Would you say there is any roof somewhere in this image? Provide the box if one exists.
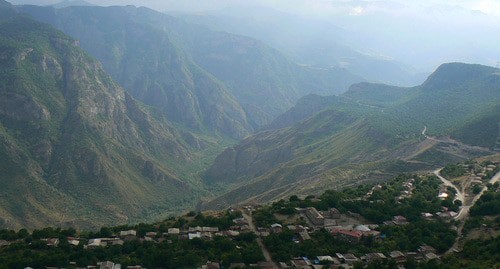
[333,229,363,238]
[389,250,405,258]
[317,256,334,261]
[354,225,371,232]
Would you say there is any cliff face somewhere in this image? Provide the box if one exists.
[0,16,209,229]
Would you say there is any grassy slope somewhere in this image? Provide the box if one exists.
[0,16,230,230]
[204,63,499,209]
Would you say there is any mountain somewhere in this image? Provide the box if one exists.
[0,14,224,230]
[18,5,363,128]
[0,0,16,20]
[203,63,499,209]
[51,0,93,8]
[176,7,426,87]
[17,5,252,139]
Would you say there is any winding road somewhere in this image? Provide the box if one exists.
[242,212,279,268]
[433,169,465,209]
[438,169,500,254]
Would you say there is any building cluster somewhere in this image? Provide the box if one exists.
[273,244,438,269]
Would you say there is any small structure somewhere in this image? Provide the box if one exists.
[168,228,180,235]
[424,252,439,261]
[305,207,325,226]
[257,261,275,269]
[98,261,121,269]
[329,208,341,219]
[229,263,246,269]
[438,192,449,200]
[188,232,201,240]
[291,257,311,268]
[200,262,220,269]
[389,250,406,264]
[45,238,59,247]
[298,231,311,241]
[364,253,386,263]
[393,215,409,225]
[336,253,359,265]
[331,229,362,243]
[418,245,437,255]
[271,223,283,233]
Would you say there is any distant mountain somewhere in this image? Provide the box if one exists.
[18,5,363,129]
[0,14,222,229]
[176,7,426,87]
[203,63,499,209]
[51,0,93,8]
[0,0,16,19]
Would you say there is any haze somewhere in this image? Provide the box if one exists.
[10,0,500,77]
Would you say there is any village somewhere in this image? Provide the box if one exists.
[0,160,497,269]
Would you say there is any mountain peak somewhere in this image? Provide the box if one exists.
[0,0,16,19]
[422,62,498,90]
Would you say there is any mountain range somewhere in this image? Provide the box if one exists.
[18,4,363,129]
[0,0,498,229]
[176,6,427,87]
[203,63,499,209]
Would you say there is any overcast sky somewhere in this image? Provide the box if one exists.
[9,0,500,17]
[10,0,500,69]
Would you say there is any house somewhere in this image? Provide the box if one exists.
[336,253,359,265]
[317,256,334,262]
[305,207,325,226]
[388,251,406,264]
[119,230,137,237]
[393,216,409,225]
[329,208,341,219]
[45,238,59,247]
[418,245,437,255]
[202,227,219,233]
[257,261,275,269]
[354,225,370,232]
[0,240,9,248]
[291,257,312,268]
[331,229,362,243]
[271,223,283,233]
[87,239,106,248]
[405,252,423,261]
[168,228,180,235]
[200,262,220,269]
[298,231,311,241]
[438,192,449,200]
[98,261,121,269]
[224,230,240,237]
[189,226,203,233]
[424,252,439,261]
[233,218,248,225]
[145,232,157,237]
[229,263,246,269]
[68,239,80,246]
[189,232,201,240]
[421,212,433,219]
[364,253,386,263]
[119,230,137,241]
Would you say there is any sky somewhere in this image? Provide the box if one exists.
[9,0,500,69]
[9,0,500,17]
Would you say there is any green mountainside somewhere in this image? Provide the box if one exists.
[0,13,226,230]
[17,5,252,139]
[18,5,363,128]
[204,63,499,209]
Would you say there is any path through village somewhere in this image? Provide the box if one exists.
[242,212,280,268]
